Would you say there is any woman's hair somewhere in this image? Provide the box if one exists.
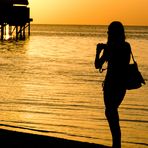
[107,21,125,43]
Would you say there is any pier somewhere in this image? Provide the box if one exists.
[0,0,33,40]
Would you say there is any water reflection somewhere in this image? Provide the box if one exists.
[0,33,148,147]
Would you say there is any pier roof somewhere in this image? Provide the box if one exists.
[12,0,29,5]
[0,0,29,5]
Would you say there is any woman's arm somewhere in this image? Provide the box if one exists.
[94,43,107,70]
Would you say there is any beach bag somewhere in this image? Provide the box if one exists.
[126,51,145,90]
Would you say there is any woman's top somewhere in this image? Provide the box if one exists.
[102,42,131,89]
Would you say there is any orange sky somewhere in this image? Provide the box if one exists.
[29,0,148,26]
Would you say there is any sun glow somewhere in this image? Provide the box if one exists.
[29,0,148,26]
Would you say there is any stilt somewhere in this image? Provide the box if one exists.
[23,25,26,39]
[9,26,12,36]
[4,24,6,36]
[20,26,23,39]
[1,24,4,40]
[28,22,30,36]
[16,26,18,41]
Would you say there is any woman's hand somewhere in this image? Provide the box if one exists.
[96,43,107,54]
[95,43,107,70]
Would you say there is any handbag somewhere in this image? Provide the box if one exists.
[126,50,145,90]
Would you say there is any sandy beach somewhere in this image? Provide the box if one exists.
[0,129,110,148]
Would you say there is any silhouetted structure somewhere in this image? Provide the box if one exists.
[0,0,33,40]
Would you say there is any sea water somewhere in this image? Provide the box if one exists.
[0,24,148,147]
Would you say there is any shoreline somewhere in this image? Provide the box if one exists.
[0,129,110,148]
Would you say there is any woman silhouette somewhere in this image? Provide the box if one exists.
[95,21,131,148]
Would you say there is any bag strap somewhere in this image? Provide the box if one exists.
[130,49,136,63]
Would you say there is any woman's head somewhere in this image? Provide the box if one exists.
[107,21,125,43]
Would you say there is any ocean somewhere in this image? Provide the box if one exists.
[0,24,148,147]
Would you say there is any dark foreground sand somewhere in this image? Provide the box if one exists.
[0,129,111,148]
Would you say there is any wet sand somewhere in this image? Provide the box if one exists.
[0,129,110,148]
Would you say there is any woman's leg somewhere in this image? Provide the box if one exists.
[105,108,121,148]
[104,88,126,148]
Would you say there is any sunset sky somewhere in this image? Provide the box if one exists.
[29,0,148,26]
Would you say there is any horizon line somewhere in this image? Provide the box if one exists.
[30,23,148,27]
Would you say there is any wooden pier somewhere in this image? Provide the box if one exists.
[0,0,33,40]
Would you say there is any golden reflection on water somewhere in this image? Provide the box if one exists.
[0,34,148,147]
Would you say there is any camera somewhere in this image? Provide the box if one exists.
[96,43,107,52]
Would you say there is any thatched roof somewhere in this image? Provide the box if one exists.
[0,0,29,5]
[12,0,29,5]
